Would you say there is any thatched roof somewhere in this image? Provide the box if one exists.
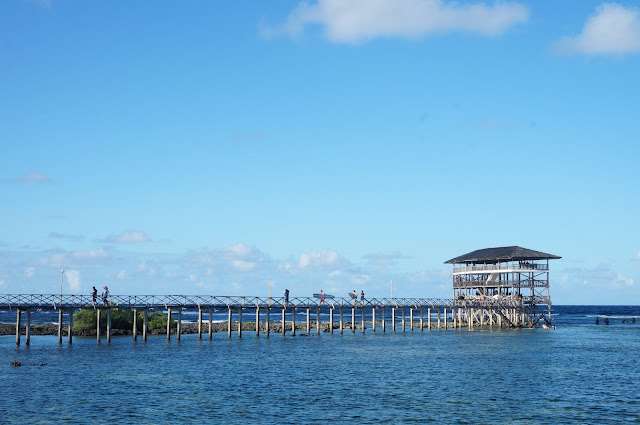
[444,246,561,264]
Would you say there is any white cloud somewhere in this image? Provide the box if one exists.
[65,269,81,291]
[0,280,6,290]
[363,251,406,266]
[231,260,257,272]
[104,231,151,244]
[0,172,52,184]
[24,267,36,278]
[554,3,640,55]
[299,249,349,270]
[263,0,529,43]
[72,248,109,260]
[615,273,634,287]
[116,270,129,280]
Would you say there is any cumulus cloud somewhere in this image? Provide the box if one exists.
[263,0,529,43]
[65,269,81,291]
[49,232,84,241]
[299,249,350,270]
[0,172,52,184]
[72,248,109,260]
[191,243,267,273]
[363,251,406,266]
[554,3,640,55]
[24,267,36,278]
[104,231,151,244]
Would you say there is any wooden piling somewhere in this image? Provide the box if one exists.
[177,309,182,340]
[444,308,447,330]
[361,308,365,334]
[256,308,260,337]
[208,308,213,340]
[227,308,232,338]
[291,308,295,336]
[437,309,441,330]
[167,308,172,341]
[382,308,386,332]
[107,308,111,343]
[420,309,423,332]
[329,308,333,334]
[133,309,137,342]
[410,309,414,331]
[25,310,31,346]
[340,308,343,334]
[265,308,270,338]
[198,309,203,340]
[306,309,310,333]
[97,308,101,343]
[281,309,286,335]
[351,308,355,333]
[401,309,405,333]
[317,308,320,336]
[237,308,242,339]
[58,309,63,345]
[372,308,376,332]
[68,309,73,344]
[143,309,148,342]
[392,308,396,332]
[15,309,21,345]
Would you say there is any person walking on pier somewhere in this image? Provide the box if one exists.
[319,290,325,306]
[284,289,289,307]
[102,286,110,306]
[92,286,98,307]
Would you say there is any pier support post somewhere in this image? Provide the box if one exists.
[58,309,63,344]
[480,308,484,327]
[306,309,310,334]
[410,309,414,331]
[372,308,376,332]
[444,308,447,330]
[237,308,242,339]
[317,308,320,336]
[291,308,295,336]
[420,309,423,332]
[437,309,441,330]
[15,309,21,345]
[133,309,137,342]
[282,309,286,336]
[208,308,213,340]
[265,308,270,338]
[198,309,203,340]
[392,308,396,332]
[68,309,73,344]
[351,308,355,333]
[361,308,365,334]
[329,308,334,334]
[401,309,405,333]
[382,308,386,332]
[96,309,101,343]
[177,309,182,340]
[227,309,232,339]
[107,308,111,343]
[167,308,172,341]
[428,308,431,330]
[340,309,343,334]
[256,309,260,337]
[25,310,31,346]
[143,309,148,342]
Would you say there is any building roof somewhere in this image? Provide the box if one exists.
[444,246,561,264]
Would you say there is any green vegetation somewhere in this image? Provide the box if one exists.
[73,309,174,332]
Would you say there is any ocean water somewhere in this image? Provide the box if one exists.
[1,305,638,424]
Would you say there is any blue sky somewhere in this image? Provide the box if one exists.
[1,0,639,304]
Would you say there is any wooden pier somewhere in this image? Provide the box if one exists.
[1,294,532,345]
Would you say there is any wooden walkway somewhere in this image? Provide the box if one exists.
[2,293,532,346]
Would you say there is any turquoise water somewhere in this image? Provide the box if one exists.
[1,306,638,424]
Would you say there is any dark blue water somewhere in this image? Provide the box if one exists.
[1,306,638,424]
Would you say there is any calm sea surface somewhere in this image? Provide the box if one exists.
[1,305,638,424]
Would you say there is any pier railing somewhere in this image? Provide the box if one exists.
[452,263,549,273]
[0,294,467,310]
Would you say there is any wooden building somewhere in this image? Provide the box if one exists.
[445,246,561,326]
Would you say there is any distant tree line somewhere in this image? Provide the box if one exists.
[73,309,174,332]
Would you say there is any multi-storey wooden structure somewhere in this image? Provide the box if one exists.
[445,246,561,326]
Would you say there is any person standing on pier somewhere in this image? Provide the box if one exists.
[360,290,365,306]
[284,289,289,307]
[92,286,98,307]
[319,290,325,306]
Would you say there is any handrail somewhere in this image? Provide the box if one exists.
[452,263,549,273]
[0,294,456,310]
